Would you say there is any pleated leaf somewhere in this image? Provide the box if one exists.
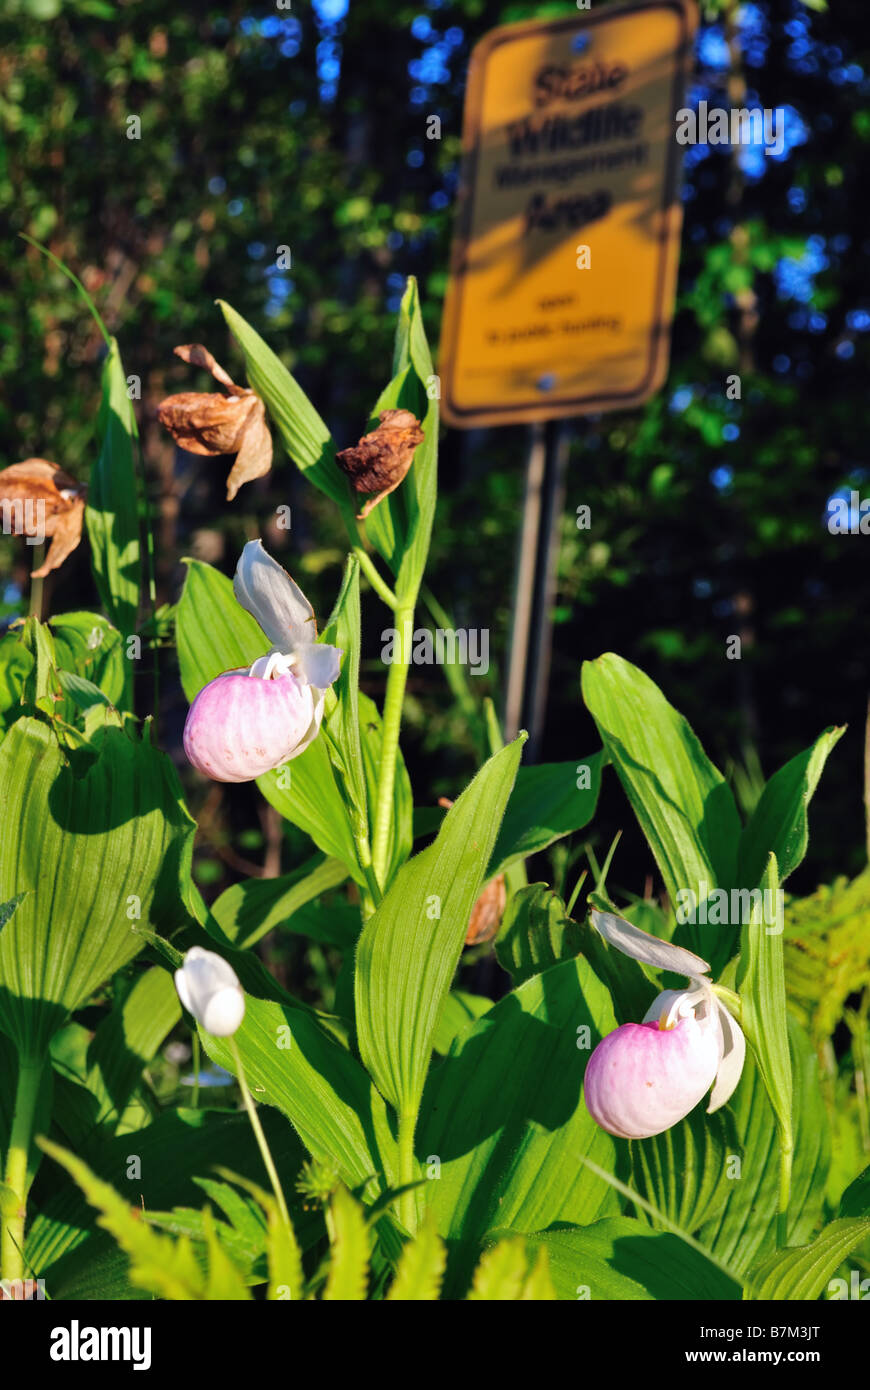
[85,338,142,642]
[200,990,391,1198]
[218,299,351,511]
[743,1218,870,1300]
[0,717,194,1058]
[736,854,793,1149]
[698,1015,829,1274]
[418,956,622,1293]
[582,653,742,968]
[355,737,524,1117]
[737,726,845,890]
[488,754,603,877]
[525,1218,741,1301]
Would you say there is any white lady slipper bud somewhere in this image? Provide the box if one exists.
[174,946,245,1036]
[183,540,342,782]
[583,909,745,1140]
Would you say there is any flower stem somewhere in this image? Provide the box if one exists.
[372,603,414,887]
[1,1055,43,1283]
[353,546,398,611]
[229,1039,291,1233]
[397,1111,418,1235]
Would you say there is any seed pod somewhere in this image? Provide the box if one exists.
[157,344,272,500]
[336,408,424,518]
[465,874,507,946]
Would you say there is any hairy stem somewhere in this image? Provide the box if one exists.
[397,1111,418,1235]
[1,1055,43,1283]
[230,1039,291,1233]
[371,602,414,887]
[353,546,397,611]
[776,1131,794,1248]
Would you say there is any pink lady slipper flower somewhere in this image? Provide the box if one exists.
[183,539,342,782]
[584,909,745,1140]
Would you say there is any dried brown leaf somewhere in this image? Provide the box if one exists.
[336,408,424,518]
[172,343,239,392]
[465,874,507,947]
[225,400,273,501]
[0,458,87,576]
[157,344,273,499]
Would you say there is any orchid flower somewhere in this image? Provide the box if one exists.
[583,908,745,1140]
[175,947,245,1037]
[183,540,342,782]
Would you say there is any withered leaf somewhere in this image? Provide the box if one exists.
[465,874,507,947]
[336,408,424,519]
[157,343,273,500]
[0,458,87,577]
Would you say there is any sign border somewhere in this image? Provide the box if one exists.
[439,0,698,427]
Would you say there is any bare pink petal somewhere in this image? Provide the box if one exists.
[183,669,315,782]
[584,1014,723,1140]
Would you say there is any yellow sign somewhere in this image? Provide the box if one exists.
[439,1,697,428]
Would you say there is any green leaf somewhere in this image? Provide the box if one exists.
[582,653,742,967]
[431,990,492,1055]
[267,1203,304,1300]
[50,611,126,707]
[86,966,181,1131]
[699,1015,829,1274]
[744,1218,870,1300]
[418,956,622,1291]
[495,882,585,986]
[838,1166,870,1218]
[466,1237,557,1300]
[362,278,438,595]
[736,854,793,1148]
[320,555,370,846]
[0,717,195,1057]
[525,1218,741,1300]
[630,1105,740,1237]
[211,856,351,950]
[85,338,141,643]
[39,1139,251,1300]
[737,727,845,889]
[26,1107,309,1295]
[218,299,352,512]
[56,669,112,711]
[200,991,390,1198]
[322,1184,370,1300]
[355,737,524,1117]
[386,1217,446,1300]
[175,558,362,880]
[488,755,603,878]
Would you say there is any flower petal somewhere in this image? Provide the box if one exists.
[707,1001,746,1113]
[294,642,342,690]
[173,343,240,392]
[233,539,319,651]
[584,1013,722,1139]
[590,907,711,978]
[225,400,273,501]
